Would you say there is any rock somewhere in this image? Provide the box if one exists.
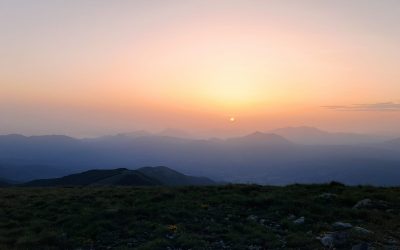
[320,235,334,247]
[352,243,369,250]
[353,198,389,209]
[353,226,372,234]
[214,240,228,249]
[293,216,305,224]
[332,221,353,230]
[332,231,349,246]
[165,233,175,239]
[248,245,262,250]
[320,232,349,247]
[247,215,258,221]
[383,237,398,245]
[353,199,372,209]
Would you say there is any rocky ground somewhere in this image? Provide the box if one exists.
[0,183,399,249]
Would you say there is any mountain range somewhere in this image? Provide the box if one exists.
[269,126,389,145]
[0,127,399,186]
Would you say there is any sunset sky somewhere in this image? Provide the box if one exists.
[1,0,400,137]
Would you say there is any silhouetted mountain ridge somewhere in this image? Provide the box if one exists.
[384,138,400,146]
[1,131,400,185]
[137,166,215,186]
[270,126,388,145]
[23,167,215,187]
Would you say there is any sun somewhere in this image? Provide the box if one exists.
[229,117,236,122]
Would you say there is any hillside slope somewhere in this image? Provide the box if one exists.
[23,167,215,187]
[137,166,215,186]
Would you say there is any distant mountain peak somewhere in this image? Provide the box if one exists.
[272,126,327,135]
[3,133,26,137]
[270,126,387,145]
[384,137,400,146]
[247,131,266,136]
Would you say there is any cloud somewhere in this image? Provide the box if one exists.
[323,102,400,112]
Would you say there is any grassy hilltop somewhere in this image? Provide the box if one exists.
[0,184,399,249]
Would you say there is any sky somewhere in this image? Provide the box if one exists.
[1,0,400,137]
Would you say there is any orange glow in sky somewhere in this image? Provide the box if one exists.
[1,1,400,137]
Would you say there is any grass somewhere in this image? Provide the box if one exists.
[0,184,399,249]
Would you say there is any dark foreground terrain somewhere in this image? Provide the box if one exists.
[0,184,399,249]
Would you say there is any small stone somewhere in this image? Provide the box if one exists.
[333,221,353,230]
[248,245,262,250]
[293,216,305,224]
[247,215,258,221]
[165,234,175,239]
[354,226,372,234]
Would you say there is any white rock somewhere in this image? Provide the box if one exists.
[353,199,372,209]
[293,216,305,224]
[320,234,334,247]
[247,215,258,221]
[332,221,353,230]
